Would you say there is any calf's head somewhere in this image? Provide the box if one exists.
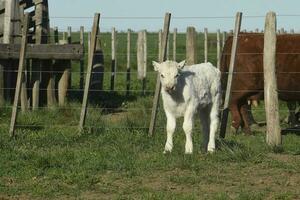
[152,60,186,93]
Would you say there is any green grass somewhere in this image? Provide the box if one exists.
[0,31,300,199]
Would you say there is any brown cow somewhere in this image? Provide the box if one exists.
[221,33,300,134]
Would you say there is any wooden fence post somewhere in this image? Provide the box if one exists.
[80,26,84,90]
[32,0,48,110]
[88,32,91,58]
[9,13,29,137]
[111,27,116,91]
[67,26,72,43]
[217,29,221,69]
[220,12,242,138]
[149,13,171,136]
[79,13,100,131]
[54,27,59,44]
[158,29,162,61]
[3,0,22,102]
[264,12,281,146]
[204,28,208,63]
[173,28,177,61]
[57,40,71,106]
[126,29,131,96]
[222,31,227,49]
[137,30,147,95]
[143,30,147,95]
[167,34,170,60]
[67,27,72,89]
[20,73,28,112]
[186,26,197,65]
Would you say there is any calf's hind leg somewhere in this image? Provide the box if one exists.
[208,97,220,152]
[199,106,210,152]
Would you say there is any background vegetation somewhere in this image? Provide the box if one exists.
[0,31,299,199]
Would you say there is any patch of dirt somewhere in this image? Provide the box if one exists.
[103,112,128,123]
[267,153,300,163]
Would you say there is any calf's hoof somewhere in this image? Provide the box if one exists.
[164,143,173,154]
[185,145,193,154]
[207,147,215,153]
[163,150,172,154]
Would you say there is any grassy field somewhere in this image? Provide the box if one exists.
[0,31,300,199]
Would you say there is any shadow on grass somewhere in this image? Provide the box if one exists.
[69,90,140,114]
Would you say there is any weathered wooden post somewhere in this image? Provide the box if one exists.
[143,30,147,95]
[137,30,147,95]
[220,12,242,138]
[158,29,162,61]
[186,26,197,65]
[204,28,208,63]
[111,27,116,91]
[47,62,56,108]
[126,29,131,96]
[67,26,72,88]
[149,13,171,136]
[79,13,100,131]
[264,12,281,146]
[222,31,227,48]
[32,0,50,110]
[3,0,22,103]
[80,26,85,90]
[88,32,91,57]
[173,28,177,61]
[57,40,71,106]
[167,34,170,60]
[9,13,29,137]
[217,29,221,69]
[54,27,59,44]
[21,74,28,112]
[67,26,72,44]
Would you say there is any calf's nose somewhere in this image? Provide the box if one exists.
[166,86,175,92]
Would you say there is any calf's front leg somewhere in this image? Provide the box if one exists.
[164,111,176,153]
[183,106,194,154]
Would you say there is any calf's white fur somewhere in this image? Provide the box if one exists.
[153,60,221,153]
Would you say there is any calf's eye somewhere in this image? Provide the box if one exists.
[161,74,165,78]
[175,74,179,78]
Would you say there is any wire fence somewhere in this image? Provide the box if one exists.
[0,14,300,134]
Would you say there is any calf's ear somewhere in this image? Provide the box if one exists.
[177,60,186,69]
[152,61,160,71]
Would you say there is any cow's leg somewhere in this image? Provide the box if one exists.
[164,111,176,154]
[207,95,220,152]
[287,101,297,127]
[230,103,243,134]
[183,105,194,154]
[199,106,210,152]
[247,104,258,125]
[240,103,253,135]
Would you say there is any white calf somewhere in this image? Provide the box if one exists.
[153,60,221,153]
